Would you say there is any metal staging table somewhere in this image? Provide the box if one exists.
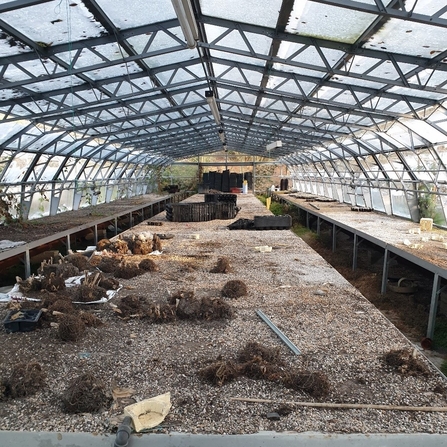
[274,194,447,340]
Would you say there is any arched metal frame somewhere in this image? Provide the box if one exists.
[1,0,447,222]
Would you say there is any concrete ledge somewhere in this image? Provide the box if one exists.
[1,431,447,447]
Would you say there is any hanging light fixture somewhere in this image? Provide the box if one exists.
[218,128,226,143]
[171,0,198,49]
[205,90,220,125]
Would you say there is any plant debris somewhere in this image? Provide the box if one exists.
[3,362,46,398]
[146,302,177,323]
[152,234,162,252]
[199,341,329,398]
[222,279,247,298]
[96,256,121,273]
[114,264,144,279]
[237,341,283,364]
[61,372,111,413]
[198,360,240,386]
[79,311,103,327]
[108,239,129,255]
[38,258,80,279]
[64,253,90,271]
[210,257,233,273]
[282,371,331,398]
[173,291,234,321]
[96,239,111,251]
[383,348,430,376]
[118,295,148,317]
[139,258,159,272]
[48,298,74,314]
[41,272,66,292]
[57,314,85,342]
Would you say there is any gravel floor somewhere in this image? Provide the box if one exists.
[0,194,447,435]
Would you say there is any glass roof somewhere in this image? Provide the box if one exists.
[0,0,446,172]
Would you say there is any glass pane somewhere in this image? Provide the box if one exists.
[287,1,377,44]
[200,0,283,28]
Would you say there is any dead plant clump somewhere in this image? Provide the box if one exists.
[64,253,90,271]
[57,314,86,342]
[96,238,111,251]
[16,275,41,294]
[200,297,234,320]
[88,254,102,267]
[168,290,234,321]
[39,291,70,309]
[146,302,177,323]
[282,371,331,398]
[198,360,241,386]
[139,258,159,272]
[41,272,67,292]
[210,257,233,274]
[108,239,129,255]
[38,260,80,279]
[168,290,195,305]
[3,362,46,398]
[383,348,430,376]
[198,342,330,398]
[237,341,283,365]
[79,311,104,327]
[96,256,121,273]
[222,279,248,298]
[175,293,201,319]
[239,358,282,381]
[98,276,120,290]
[114,264,144,279]
[152,234,162,252]
[132,239,152,255]
[70,284,108,303]
[62,372,111,414]
[117,295,148,317]
[47,298,74,315]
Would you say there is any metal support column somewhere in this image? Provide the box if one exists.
[381,248,390,294]
[306,211,310,229]
[427,273,442,339]
[66,235,71,253]
[114,217,118,236]
[24,250,31,278]
[317,216,321,236]
[353,233,358,271]
[94,224,98,245]
[332,223,337,252]
[129,212,133,228]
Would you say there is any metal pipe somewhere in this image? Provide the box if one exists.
[114,416,133,447]
[256,310,301,355]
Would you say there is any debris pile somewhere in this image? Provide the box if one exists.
[62,372,111,413]
[199,341,330,398]
[210,257,233,274]
[383,348,430,376]
[1,361,46,399]
[116,290,234,322]
[222,279,247,298]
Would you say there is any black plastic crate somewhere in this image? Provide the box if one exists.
[165,202,238,222]
[253,215,292,230]
[3,309,42,333]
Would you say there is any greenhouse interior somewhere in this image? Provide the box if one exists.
[2,0,447,446]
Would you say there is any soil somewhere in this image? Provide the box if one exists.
[0,193,164,243]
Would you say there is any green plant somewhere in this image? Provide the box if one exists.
[0,190,23,224]
[417,184,437,219]
[37,190,49,214]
